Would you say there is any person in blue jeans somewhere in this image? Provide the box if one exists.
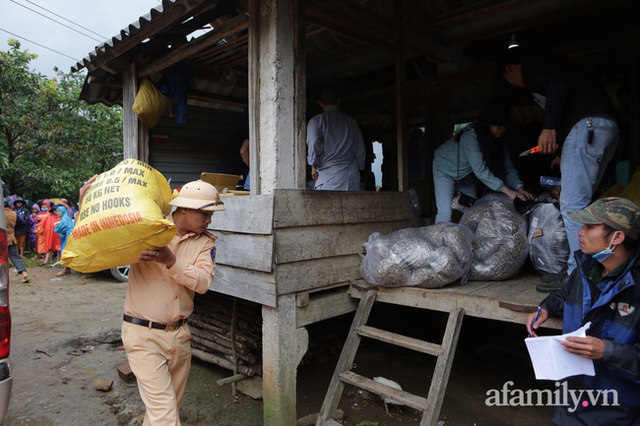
[432,97,533,223]
[501,47,619,292]
[4,198,30,283]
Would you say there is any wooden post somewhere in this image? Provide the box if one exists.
[122,63,139,160]
[395,0,408,192]
[262,294,298,426]
[251,0,300,195]
[294,0,307,189]
[138,122,149,163]
[248,0,261,194]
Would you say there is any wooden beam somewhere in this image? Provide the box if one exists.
[84,0,214,73]
[139,13,249,77]
[306,0,451,62]
[432,0,620,44]
[306,2,395,54]
[188,90,248,108]
[194,33,248,63]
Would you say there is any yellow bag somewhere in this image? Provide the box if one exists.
[131,78,172,128]
[62,159,176,272]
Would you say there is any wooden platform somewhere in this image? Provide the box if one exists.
[349,273,563,330]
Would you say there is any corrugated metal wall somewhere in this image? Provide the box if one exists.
[149,105,248,189]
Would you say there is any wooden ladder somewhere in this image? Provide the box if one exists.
[315,290,464,426]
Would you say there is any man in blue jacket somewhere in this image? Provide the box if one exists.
[527,197,640,424]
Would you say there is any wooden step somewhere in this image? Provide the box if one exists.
[339,371,429,412]
[356,325,444,356]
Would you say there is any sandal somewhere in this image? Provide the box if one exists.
[22,274,30,283]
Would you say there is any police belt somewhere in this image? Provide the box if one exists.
[123,314,188,332]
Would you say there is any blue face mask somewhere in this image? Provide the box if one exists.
[592,232,619,263]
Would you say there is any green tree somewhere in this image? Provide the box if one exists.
[0,39,123,203]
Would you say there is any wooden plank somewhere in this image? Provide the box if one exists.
[339,371,429,412]
[296,287,358,327]
[274,220,411,264]
[210,231,273,272]
[210,194,273,234]
[357,325,444,356]
[350,281,563,329]
[276,255,362,295]
[210,264,276,307]
[273,189,413,227]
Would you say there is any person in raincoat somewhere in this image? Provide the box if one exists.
[36,200,61,265]
[53,205,74,276]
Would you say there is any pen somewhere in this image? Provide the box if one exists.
[529,306,542,338]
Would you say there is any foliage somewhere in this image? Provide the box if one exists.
[0,39,123,204]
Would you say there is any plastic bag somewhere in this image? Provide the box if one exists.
[360,223,474,289]
[132,78,172,128]
[528,203,570,275]
[461,195,529,281]
[61,159,176,272]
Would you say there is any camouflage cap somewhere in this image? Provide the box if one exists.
[568,197,640,240]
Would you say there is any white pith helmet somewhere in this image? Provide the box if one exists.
[169,180,226,212]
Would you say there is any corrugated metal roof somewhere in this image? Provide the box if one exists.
[71,0,176,73]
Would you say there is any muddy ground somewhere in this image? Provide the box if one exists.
[4,262,554,425]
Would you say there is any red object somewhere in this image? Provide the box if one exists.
[0,228,11,359]
[519,144,559,157]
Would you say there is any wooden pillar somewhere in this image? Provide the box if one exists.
[248,0,261,194]
[138,122,149,163]
[262,294,298,426]
[293,0,307,189]
[249,0,302,195]
[122,64,139,160]
[395,0,408,192]
[122,63,148,162]
[424,84,435,218]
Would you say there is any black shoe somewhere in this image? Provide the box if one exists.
[540,273,561,283]
[536,275,569,293]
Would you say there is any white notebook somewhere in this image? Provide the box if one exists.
[525,322,596,380]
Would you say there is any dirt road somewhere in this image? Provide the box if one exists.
[4,265,262,425]
[4,264,554,425]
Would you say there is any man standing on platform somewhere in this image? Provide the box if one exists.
[500,46,619,292]
[307,88,366,191]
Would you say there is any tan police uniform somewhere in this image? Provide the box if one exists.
[121,213,217,426]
